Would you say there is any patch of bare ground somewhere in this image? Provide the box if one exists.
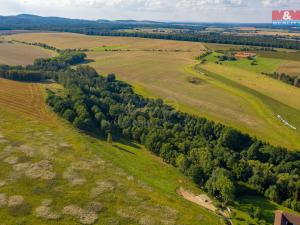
[0,132,8,143]
[8,195,24,208]
[178,187,232,224]
[62,204,99,225]
[62,159,104,187]
[178,187,217,212]
[3,156,19,164]
[63,167,87,187]
[0,180,7,187]
[0,193,8,207]
[18,144,36,157]
[13,160,56,180]
[90,181,115,198]
[0,145,13,160]
[117,203,177,225]
[35,206,61,220]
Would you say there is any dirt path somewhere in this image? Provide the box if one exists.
[178,187,217,212]
[178,187,232,225]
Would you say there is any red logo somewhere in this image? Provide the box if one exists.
[272,10,300,21]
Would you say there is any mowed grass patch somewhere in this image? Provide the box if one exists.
[0,79,224,225]
[205,52,285,74]
[224,56,285,74]
[196,64,300,149]
[201,63,300,113]
[0,42,51,66]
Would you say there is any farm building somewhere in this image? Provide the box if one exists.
[274,210,300,225]
[235,52,256,58]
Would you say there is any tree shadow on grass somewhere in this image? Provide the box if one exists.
[112,144,136,155]
[235,195,277,224]
[118,138,141,150]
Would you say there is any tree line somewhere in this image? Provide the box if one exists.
[0,50,299,212]
[0,51,86,81]
[261,72,300,88]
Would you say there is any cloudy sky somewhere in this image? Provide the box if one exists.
[0,0,299,23]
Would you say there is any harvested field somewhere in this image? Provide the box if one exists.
[0,78,56,121]
[278,61,300,77]
[0,42,51,65]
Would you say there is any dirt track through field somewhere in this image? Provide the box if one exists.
[0,78,54,121]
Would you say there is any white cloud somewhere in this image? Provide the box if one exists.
[0,0,298,22]
[19,0,247,11]
[261,0,300,7]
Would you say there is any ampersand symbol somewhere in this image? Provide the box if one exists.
[283,11,292,20]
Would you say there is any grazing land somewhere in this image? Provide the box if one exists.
[0,78,225,225]
[6,32,300,149]
[0,41,52,65]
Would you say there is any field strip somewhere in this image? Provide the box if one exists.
[0,78,55,122]
[186,63,300,148]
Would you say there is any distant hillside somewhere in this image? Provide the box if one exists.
[1,14,299,50]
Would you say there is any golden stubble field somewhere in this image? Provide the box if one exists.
[0,42,52,65]
[0,78,56,122]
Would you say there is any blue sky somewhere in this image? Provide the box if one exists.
[0,0,299,23]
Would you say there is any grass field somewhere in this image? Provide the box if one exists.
[0,42,52,65]
[205,52,285,73]
[6,32,300,150]
[0,78,226,225]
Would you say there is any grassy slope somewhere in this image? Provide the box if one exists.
[194,64,300,149]
[0,79,223,225]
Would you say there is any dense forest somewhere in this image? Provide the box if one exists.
[0,51,299,213]
[1,14,300,50]
[93,31,300,50]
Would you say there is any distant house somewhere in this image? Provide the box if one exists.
[274,210,300,225]
[235,52,256,58]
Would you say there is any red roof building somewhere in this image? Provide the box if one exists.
[235,52,256,58]
[274,210,300,225]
